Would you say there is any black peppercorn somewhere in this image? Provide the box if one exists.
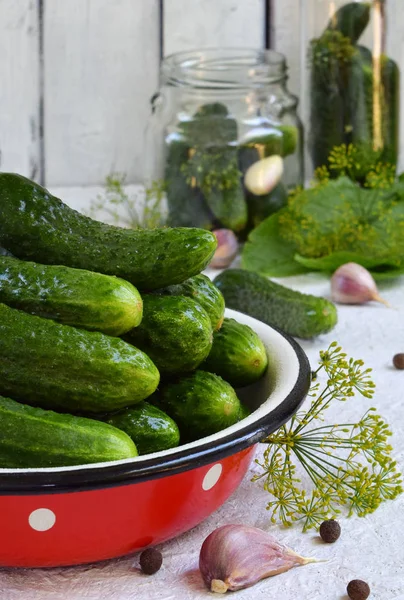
[393,353,404,370]
[347,579,370,600]
[139,548,163,575]
[319,519,341,543]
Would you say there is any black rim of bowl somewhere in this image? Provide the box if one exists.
[0,330,311,495]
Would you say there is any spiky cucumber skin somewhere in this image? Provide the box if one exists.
[150,371,242,443]
[103,402,180,455]
[0,395,138,468]
[0,173,217,291]
[214,269,337,339]
[0,255,142,336]
[202,317,268,387]
[124,295,213,376]
[156,273,225,331]
[0,303,160,414]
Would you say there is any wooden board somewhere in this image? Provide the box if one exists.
[43,0,160,186]
[164,0,265,55]
[0,0,40,180]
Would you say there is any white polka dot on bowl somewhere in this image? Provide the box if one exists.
[202,463,222,491]
[28,508,56,532]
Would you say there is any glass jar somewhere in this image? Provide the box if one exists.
[144,48,303,236]
[300,0,399,181]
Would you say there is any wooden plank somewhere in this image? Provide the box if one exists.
[44,0,159,187]
[164,0,265,55]
[0,0,40,179]
[272,0,301,96]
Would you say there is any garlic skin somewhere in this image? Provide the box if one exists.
[199,524,315,593]
[244,156,284,196]
[209,229,239,269]
[331,262,388,306]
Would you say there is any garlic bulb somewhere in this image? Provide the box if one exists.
[244,156,284,196]
[199,524,316,593]
[209,229,239,269]
[331,263,388,306]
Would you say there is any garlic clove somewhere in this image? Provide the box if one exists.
[199,524,316,593]
[209,229,239,269]
[331,262,389,306]
[244,156,284,196]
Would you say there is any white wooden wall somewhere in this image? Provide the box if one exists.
[0,0,403,189]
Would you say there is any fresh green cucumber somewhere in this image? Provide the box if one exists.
[157,274,225,331]
[0,255,142,336]
[214,269,337,339]
[0,303,160,413]
[202,317,268,387]
[0,173,217,290]
[150,371,241,443]
[124,295,212,376]
[0,395,138,468]
[326,1,371,43]
[103,402,180,455]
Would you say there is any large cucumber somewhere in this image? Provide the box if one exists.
[103,402,180,455]
[124,295,213,376]
[0,303,160,413]
[0,395,138,468]
[156,273,225,331]
[202,317,268,387]
[0,173,217,290]
[0,255,142,336]
[214,269,337,339]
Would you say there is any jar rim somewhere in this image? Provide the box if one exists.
[161,47,287,89]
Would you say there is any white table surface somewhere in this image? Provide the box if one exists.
[1,266,404,600]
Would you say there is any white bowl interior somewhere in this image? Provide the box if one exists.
[0,308,302,474]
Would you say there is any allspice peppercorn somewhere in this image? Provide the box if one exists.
[393,353,404,370]
[347,579,370,600]
[319,519,341,543]
[139,548,163,575]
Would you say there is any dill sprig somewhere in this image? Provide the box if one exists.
[88,173,166,229]
[253,342,403,531]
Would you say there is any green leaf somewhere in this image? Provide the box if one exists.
[241,213,311,277]
[294,251,398,272]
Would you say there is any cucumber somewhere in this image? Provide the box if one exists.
[0,303,160,413]
[156,274,225,331]
[213,269,337,339]
[150,371,241,443]
[202,318,268,387]
[0,255,142,336]
[124,295,213,376]
[165,138,216,230]
[0,395,138,468]
[0,173,217,291]
[103,402,180,455]
[326,2,371,43]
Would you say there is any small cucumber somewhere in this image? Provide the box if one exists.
[214,269,337,339]
[0,395,138,468]
[0,255,142,336]
[326,2,371,43]
[124,295,212,376]
[0,173,217,290]
[202,317,268,387]
[0,303,160,414]
[103,402,180,455]
[156,273,225,331]
[151,371,241,443]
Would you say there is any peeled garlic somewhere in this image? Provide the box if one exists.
[331,262,388,306]
[199,524,316,593]
[244,155,284,196]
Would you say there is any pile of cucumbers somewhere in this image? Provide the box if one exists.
[0,173,268,468]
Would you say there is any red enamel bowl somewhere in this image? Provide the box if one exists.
[0,309,310,568]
